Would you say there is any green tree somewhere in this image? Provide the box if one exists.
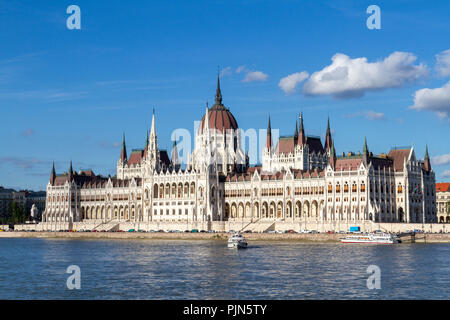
[9,201,26,224]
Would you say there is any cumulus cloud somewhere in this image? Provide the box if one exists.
[242,71,269,83]
[436,49,450,77]
[343,110,385,121]
[432,154,450,166]
[302,52,428,98]
[279,71,309,94]
[410,81,450,118]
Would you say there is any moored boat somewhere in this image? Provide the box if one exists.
[228,233,248,249]
[340,232,400,244]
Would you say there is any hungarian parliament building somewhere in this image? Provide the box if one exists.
[41,77,437,230]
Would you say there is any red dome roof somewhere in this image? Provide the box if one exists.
[199,104,238,134]
[199,75,238,134]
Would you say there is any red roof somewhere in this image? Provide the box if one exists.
[335,158,363,171]
[436,183,450,192]
[128,150,144,165]
[387,148,410,172]
[199,105,238,134]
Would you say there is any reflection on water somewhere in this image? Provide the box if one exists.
[0,238,449,299]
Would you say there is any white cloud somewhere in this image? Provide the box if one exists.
[410,81,450,118]
[441,170,450,178]
[432,154,450,166]
[302,52,428,98]
[436,49,450,77]
[220,67,232,77]
[236,65,247,74]
[279,71,309,94]
[242,71,268,83]
[343,110,385,121]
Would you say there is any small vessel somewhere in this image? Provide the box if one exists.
[340,232,400,244]
[228,233,248,249]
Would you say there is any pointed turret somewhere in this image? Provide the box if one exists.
[150,109,156,137]
[325,116,332,151]
[294,118,298,141]
[50,162,56,185]
[266,115,272,151]
[363,136,369,155]
[297,113,306,146]
[144,126,149,158]
[120,133,127,163]
[215,73,222,106]
[68,160,73,181]
[423,145,431,172]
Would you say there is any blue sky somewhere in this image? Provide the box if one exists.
[1,0,450,190]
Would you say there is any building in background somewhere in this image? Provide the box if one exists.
[436,183,450,223]
[0,187,46,222]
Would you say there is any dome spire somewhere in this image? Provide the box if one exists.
[215,72,223,106]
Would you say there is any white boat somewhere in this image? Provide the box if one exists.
[340,232,400,244]
[227,233,248,249]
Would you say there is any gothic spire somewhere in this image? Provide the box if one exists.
[266,115,272,150]
[363,136,368,155]
[297,113,306,145]
[69,160,73,180]
[294,117,298,140]
[325,116,332,151]
[50,161,56,185]
[215,73,223,106]
[150,109,156,136]
[424,144,431,171]
[120,132,127,163]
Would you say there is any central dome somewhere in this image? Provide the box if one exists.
[199,76,238,134]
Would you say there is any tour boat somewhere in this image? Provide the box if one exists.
[227,233,248,249]
[340,232,400,244]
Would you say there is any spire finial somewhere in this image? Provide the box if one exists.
[363,136,368,155]
[215,73,222,105]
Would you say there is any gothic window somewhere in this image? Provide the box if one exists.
[360,183,366,192]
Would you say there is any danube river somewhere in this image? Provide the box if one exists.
[0,238,449,299]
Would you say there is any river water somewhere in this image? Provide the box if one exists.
[0,238,449,299]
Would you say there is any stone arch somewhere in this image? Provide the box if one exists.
[178,182,183,198]
[231,203,237,218]
[286,201,292,219]
[153,184,158,198]
[277,201,283,219]
[184,182,189,198]
[295,201,301,218]
[262,202,268,218]
[159,184,164,198]
[311,200,318,218]
[114,206,118,219]
[245,202,251,218]
[125,205,129,220]
[303,200,310,218]
[101,206,105,219]
[238,202,244,218]
[190,182,195,198]
[119,205,124,219]
[253,202,259,218]
[269,201,276,219]
[171,183,177,198]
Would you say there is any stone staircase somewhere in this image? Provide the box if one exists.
[92,220,120,232]
[241,220,276,233]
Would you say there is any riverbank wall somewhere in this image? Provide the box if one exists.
[1,231,450,243]
[11,220,450,234]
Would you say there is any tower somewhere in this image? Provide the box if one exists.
[297,113,306,146]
